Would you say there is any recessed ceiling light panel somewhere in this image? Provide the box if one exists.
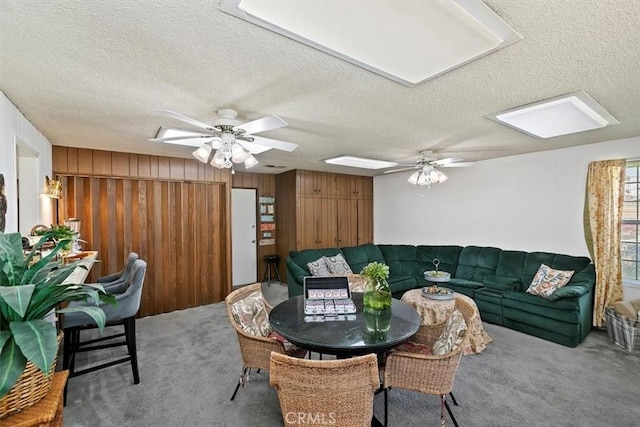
[325,156,397,170]
[487,91,620,138]
[219,0,521,87]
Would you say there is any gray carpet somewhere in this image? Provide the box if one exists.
[63,283,640,427]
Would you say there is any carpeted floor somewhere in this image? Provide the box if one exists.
[63,282,640,427]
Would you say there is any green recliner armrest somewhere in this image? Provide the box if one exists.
[286,257,309,288]
[546,264,595,301]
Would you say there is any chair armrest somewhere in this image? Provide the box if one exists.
[546,264,595,301]
[97,271,123,283]
[286,258,309,287]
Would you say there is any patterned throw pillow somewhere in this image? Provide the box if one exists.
[230,291,272,337]
[432,310,467,355]
[324,253,353,275]
[526,264,574,298]
[307,257,330,276]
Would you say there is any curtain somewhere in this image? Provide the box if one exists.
[586,159,625,328]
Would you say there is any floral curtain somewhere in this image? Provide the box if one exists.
[585,159,625,327]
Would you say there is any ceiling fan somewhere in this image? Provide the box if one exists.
[149,108,298,171]
[383,150,474,187]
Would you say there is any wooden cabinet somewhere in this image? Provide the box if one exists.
[276,170,373,280]
[335,174,373,199]
[298,197,337,248]
[298,170,336,198]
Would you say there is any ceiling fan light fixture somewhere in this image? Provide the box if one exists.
[210,149,227,168]
[244,154,259,169]
[231,143,251,163]
[192,144,213,163]
[408,166,448,187]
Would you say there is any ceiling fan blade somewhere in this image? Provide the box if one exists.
[383,167,419,174]
[154,110,215,131]
[251,135,298,152]
[440,162,475,167]
[431,157,463,166]
[235,115,287,135]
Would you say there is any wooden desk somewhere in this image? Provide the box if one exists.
[0,371,69,427]
[63,251,98,284]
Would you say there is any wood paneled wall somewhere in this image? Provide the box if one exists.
[232,172,278,279]
[53,147,232,317]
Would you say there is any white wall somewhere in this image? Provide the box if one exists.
[0,91,53,233]
[374,136,640,300]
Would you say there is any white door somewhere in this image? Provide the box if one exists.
[232,188,257,287]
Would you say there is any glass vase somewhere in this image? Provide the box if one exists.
[363,278,392,310]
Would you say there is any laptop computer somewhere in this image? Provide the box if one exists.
[303,276,357,317]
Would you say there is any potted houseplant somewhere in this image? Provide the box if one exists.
[361,262,392,334]
[0,230,115,415]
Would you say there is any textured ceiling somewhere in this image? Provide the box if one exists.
[1,0,639,176]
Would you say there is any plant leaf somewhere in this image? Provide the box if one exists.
[0,330,10,353]
[0,336,27,398]
[0,285,35,318]
[9,319,58,374]
[0,233,26,287]
[57,305,107,332]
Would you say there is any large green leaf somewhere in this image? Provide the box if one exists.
[0,233,26,287]
[9,319,58,374]
[0,336,27,398]
[0,330,10,352]
[0,285,35,318]
[57,305,107,332]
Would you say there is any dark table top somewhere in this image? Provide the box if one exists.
[269,294,421,357]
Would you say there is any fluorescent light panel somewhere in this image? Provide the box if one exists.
[325,156,397,170]
[488,91,619,138]
[219,0,521,87]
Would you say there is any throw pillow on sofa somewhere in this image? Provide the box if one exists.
[526,264,574,298]
[230,290,272,337]
[307,257,331,276]
[432,310,467,355]
[325,253,353,275]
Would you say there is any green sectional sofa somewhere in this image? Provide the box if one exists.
[286,243,595,347]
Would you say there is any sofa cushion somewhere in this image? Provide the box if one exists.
[522,252,590,289]
[324,253,353,275]
[307,257,330,276]
[481,274,520,291]
[455,246,501,282]
[526,264,574,297]
[495,250,527,289]
[416,245,463,278]
[502,291,581,324]
[378,244,419,279]
[388,275,417,295]
[289,248,344,274]
[341,244,385,274]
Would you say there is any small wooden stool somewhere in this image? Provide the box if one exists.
[0,370,69,427]
[262,254,282,286]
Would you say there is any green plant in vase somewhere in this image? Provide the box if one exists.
[361,261,392,310]
[34,224,77,254]
[0,231,116,399]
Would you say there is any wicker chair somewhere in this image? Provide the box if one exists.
[270,352,380,427]
[383,295,475,426]
[225,283,290,401]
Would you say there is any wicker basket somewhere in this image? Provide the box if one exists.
[605,307,640,353]
[0,332,63,419]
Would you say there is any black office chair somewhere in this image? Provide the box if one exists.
[62,259,147,401]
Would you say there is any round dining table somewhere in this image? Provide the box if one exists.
[269,293,421,358]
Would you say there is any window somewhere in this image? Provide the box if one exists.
[622,160,639,283]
